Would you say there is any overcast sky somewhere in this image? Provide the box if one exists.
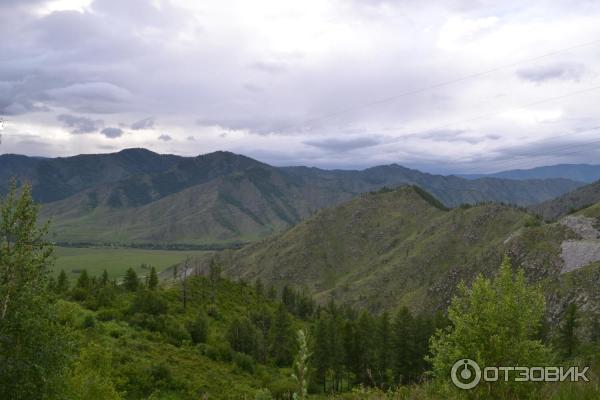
[1,0,600,173]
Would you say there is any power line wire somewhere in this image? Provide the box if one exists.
[270,39,600,134]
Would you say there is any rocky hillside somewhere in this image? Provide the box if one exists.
[201,187,600,326]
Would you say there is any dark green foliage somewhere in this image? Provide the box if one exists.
[129,289,168,316]
[76,269,90,289]
[391,307,414,384]
[123,267,140,292]
[100,269,109,287]
[227,317,259,357]
[269,304,296,367]
[82,314,96,329]
[56,269,69,293]
[557,303,579,358]
[410,185,449,211]
[188,311,209,344]
[0,183,74,399]
[147,266,158,290]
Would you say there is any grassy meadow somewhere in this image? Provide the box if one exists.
[51,246,209,281]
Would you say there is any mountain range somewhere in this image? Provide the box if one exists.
[0,148,588,245]
[458,163,600,183]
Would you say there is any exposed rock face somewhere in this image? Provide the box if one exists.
[559,216,600,273]
[561,215,600,239]
[561,241,600,273]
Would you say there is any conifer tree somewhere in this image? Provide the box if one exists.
[76,269,90,289]
[558,303,579,358]
[375,311,391,387]
[123,268,139,292]
[312,316,331,392]
[147,266,158,290]
[391,307,414,385]
[227,316,258,356]
[100,269,109,287]
[56,269,69,293]
[270,304,296,366]
[188,312,209,344]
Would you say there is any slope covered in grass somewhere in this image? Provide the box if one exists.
[217,186,531,313]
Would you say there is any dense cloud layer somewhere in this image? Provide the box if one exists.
[1,0,600,173]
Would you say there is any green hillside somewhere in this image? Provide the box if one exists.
[531,180,600,220]
[214,186,529,313]
[212,187,600,319]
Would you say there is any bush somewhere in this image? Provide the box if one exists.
[97,308,119,322]
[207,304,220,319]
[129,290,168,316]
[187,312,209,344]
[254,388,273,400]
[82,315,96,329]
[233,352,256,374]
[268,378,296,399]
[160,316,191,346]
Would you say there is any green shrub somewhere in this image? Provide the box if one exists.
[233,352,256,374]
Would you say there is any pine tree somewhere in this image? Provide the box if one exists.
[558,303,579,358]
[188,312,209,344]
[391,307,414,385]
[354,311,374,386]
[100,269,109,287]
[56,270,69,293]
[147,266,158,290]
[76,269,90,289]
[312,316,331,392]
[123,268,139,292]
[267,285,277,301]
[226,317,258,356]
[208,258,222,303]
[375,311,391,387]
[282,285,296,313]
[270,304,296,366]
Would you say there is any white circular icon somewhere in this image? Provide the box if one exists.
[451,358,481,390]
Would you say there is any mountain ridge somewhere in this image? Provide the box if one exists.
[0,148,585,245]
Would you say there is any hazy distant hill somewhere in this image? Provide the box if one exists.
[459,163,600,183]
[0,148,584,245]
[530,180,600,220]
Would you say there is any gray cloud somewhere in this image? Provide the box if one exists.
[303,136,382,152]
[130,117,154,130]
[101,127,123,138]
[2,0,600,172]
[57,114,104,134]
[158,134,172,141]
[516,63,586,83]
